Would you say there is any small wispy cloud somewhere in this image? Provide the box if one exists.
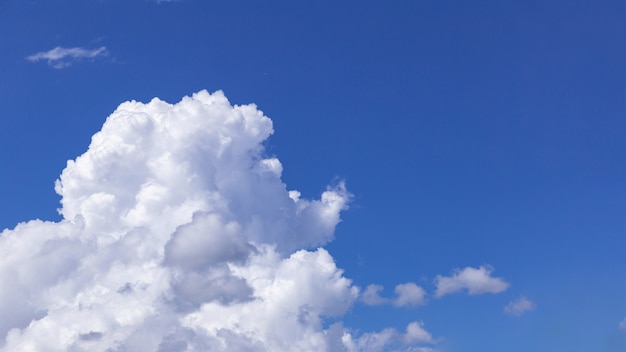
[504,296,535,316]
[26,46,108,69]
[434,265,509,298]
[619,317,626,331]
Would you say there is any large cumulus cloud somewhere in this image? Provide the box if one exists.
[0,90,435,351]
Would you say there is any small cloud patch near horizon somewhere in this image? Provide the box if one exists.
[26,46,108,68]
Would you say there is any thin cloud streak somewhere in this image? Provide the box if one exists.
[26,46,108,68]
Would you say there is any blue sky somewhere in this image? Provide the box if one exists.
[1,0,625,351]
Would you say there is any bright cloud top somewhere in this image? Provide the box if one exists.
[26,46,108,68]
[434,265,509,297]
[504,296,536,316]
[0,90,436,351]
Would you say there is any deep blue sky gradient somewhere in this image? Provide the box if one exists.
[1,1,625,350]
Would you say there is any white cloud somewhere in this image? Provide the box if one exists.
[0,90,434,351]
[26,46,108,68]
[393,283,427,307]
[619,317,626,331]
[434,265,509,297]
[504,296,535,316]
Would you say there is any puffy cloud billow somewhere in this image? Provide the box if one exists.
[0,90,436,351]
